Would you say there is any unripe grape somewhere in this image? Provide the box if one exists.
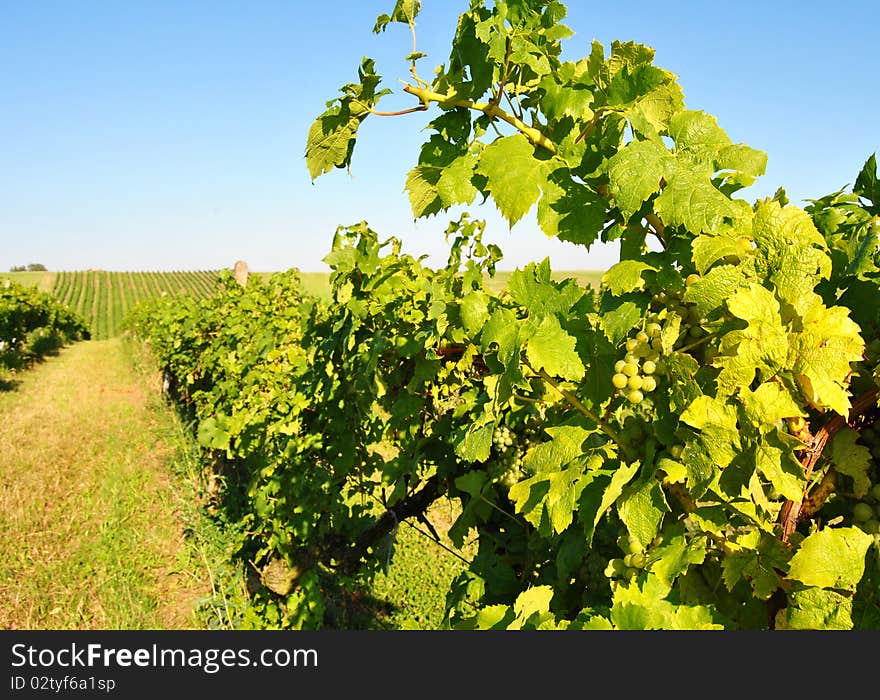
[872,484,880,502]
[853,502,874,523]
[642,360,656,375]
[670,443,684,459]
[629,552,647,569]
[627,389,644,404]
[646,322,662,338]
[615,360,626,373]
[626,338,639,353]
[863,519,880,535]
[685,273,700,286]
[622,362,639,377]
[627,375,643,390]
[608,558,626,576]
[641,375,657,392]
[651,337,663,351]
[612,373,628,389]
[636,330,649,344]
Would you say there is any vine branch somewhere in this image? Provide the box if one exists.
[778,386,879,542]
[402,84,557,154]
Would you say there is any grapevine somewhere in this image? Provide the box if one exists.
[127,0,880,630]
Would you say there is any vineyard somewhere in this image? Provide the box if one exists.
[3,0,880,633]
[135,0,880,630]
[49,270,222,339]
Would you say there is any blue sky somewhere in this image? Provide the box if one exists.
[1,1,877,272]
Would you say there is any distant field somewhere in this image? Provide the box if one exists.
[0,270,55,292]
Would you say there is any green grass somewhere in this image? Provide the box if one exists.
[0,270,55,291]
[0,337,227,629]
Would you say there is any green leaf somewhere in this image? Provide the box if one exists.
[456,420,495,463]
[680,395,740,468]
[780,588,854,630]
[853,153,879,212]
[691,233,747,274]
[721,530,789,600]
[828,429,872,498]
[305,108,361,180]
[459,291,490,337]
[650,527,706,588]
[602,260,657,296]
[405,165,443,218]
[512,586,555,626]
[787,526,872,591]
[682,263,744,318]
[655,167,740,234]
[522,425,592,474]
[617,479,667,548]
[537,169,607,245]
[437,154,479,208]
[668,110,731,165]
[524,316,585,381]
[592,461,640,528]
[509,463,590,535]
[598,298,644,345]
[610,573,722,629]
[714,283,788,394]
[507,260,586,317]
[605,139,671,219]
[739,381,803,430]
[476,134,549,226]
[789,302,864,416]
[753,439,803,502]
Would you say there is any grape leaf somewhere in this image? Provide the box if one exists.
[476,134,550,226]
[828,428,872,498]
[787,526,872,591]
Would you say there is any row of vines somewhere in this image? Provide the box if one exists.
[127,0,880,629]
[0,279,89,371]
[53,270,220,339]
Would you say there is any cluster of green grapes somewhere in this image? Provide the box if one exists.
[612,322,663,405]
[604,533,653,583]
[491,424,529,489]
[650,274,711,345]
[851,418,880,548]
[575,550,611,595]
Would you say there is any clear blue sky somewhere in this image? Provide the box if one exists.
[1,1,878,272]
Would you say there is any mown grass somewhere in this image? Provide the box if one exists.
[0,338,233,629]
[0,270,55,291]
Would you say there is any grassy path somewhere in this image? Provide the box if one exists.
[0,339,210,630]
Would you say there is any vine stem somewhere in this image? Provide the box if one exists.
[529,365,634,460]
[368,104,429,117]
[480,494,529,530]
[676,330,719,354]
[402,84,557,154]
[778,386,879,542]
